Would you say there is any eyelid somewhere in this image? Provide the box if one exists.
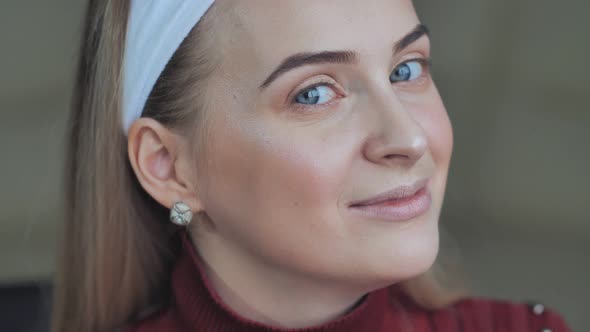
[287,75,344,104]
[393,57,432,83]
[396,56,431,71]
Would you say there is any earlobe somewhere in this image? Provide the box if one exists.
[127,118,205,213]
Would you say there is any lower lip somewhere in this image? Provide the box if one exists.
[349,187,432,222]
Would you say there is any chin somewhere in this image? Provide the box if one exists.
[366,218,440,285]
[396,236,440,281]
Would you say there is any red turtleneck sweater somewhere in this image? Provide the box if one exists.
[126,233,570,332]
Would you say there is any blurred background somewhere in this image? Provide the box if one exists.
[0,0,588,331]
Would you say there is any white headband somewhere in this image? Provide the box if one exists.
[122,0,215,134]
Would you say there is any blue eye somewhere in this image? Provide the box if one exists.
[389,60,424,83]
[294,85,336,105]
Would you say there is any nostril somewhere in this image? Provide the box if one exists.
[384,153,408,159]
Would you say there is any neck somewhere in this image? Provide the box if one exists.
[190,232,371,329]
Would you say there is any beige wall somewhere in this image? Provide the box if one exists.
[1,0,588,330]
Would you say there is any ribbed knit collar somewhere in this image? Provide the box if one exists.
[170,231,403,331]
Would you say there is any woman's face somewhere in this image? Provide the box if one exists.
[193,0,453,288]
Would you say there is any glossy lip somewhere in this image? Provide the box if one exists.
[348,178,430,207]
[347,178,432,222]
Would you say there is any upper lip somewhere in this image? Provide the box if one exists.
[348,178,430,207]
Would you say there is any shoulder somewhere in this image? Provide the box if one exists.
[447,296,571,332]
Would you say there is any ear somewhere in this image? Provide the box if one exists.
[127,118,205,213]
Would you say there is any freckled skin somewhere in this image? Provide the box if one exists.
[189,0,453,326]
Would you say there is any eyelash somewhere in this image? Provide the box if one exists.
[289,57,432,112]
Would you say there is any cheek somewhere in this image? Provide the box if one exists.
[198,112,368,278]
[201,112,355,244]
[412,89,453,221]
[416,91,453,169]
[250,126,357,226]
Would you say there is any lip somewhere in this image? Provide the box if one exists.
[348,178,432,222]
[348,178,430,207]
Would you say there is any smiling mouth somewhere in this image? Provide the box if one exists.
[348,178,432,222]
[348,178,429,207]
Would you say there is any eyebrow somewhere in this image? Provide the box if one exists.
[259,23,430,90]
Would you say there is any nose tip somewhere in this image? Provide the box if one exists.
[363,112,428,167]
[382,134,428,161]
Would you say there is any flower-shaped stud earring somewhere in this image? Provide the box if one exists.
[169,201,193,226]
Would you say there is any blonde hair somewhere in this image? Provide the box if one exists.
[52,1,466,331]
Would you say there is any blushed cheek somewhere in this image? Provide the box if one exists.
[415,96,453,213]
[205,110,349,224]
[418,98,453,167]
[434,110,453,166]
[258,136,353,214]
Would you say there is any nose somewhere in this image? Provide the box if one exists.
[362,91,428,167]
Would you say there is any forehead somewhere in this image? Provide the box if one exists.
[215,0,420,72]
[232,0,418,51]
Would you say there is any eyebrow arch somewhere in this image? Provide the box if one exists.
[259,23,430,90]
